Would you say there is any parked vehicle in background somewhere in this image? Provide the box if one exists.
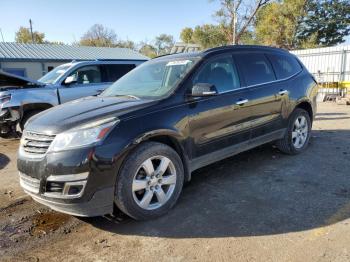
[0,59,147,136]
[17,45,318,220]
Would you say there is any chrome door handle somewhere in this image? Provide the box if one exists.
[236,99,248,105]
[278,90,289,96]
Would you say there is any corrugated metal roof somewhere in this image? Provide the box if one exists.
[0,42,148,61]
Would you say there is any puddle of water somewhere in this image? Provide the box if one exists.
[30,212,71,237]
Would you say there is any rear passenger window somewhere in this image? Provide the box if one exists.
[193,56,240,93]
[235,53,275,86]
[104,64,136,82]
[267,54,302,79]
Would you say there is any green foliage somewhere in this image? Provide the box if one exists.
[180,28,194,44]
[298,0,350,47]
[180,24,227,49]
[15,26,45,44]
[139,43,158,58]
[255,0,308,49]
[256,0,350,49]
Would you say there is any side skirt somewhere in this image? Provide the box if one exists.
[189,129,286,172]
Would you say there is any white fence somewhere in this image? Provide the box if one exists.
[291,45,350,83]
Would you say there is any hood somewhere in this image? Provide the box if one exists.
[0,71,44,89]
[26,96,154,134]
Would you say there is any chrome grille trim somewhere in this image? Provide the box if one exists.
[20,131,56,157]
[19,172,40,194]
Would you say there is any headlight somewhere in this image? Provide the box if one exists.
[48,117,119,152]
[0,94,11,105]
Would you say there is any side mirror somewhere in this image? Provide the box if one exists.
[191,83,218,97]
[64,76,77,86]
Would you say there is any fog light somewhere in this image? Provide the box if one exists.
[68,185,84,195]
[44,172,88,199]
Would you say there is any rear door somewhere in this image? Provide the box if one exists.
[102,64,136,83]
[234,52,286,140]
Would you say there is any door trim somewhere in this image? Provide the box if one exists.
[189,128,286,172]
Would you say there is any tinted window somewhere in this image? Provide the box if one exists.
[193,56,240,93]
[104,64,136,82]
[235,53,275,86]
[66,65,101,84]
[267,54,302,79]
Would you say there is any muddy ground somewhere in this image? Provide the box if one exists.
[0,102,350,262]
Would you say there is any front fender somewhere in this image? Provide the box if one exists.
[2,88,58,121]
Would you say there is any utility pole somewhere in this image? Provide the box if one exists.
[29,19,34,44]
[232,1,237,45]
[0,28,4,42]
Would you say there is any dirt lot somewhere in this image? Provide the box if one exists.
[1,102,350,262]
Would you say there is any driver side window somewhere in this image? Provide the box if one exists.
[193,55,240,93]
[65,65,102,85]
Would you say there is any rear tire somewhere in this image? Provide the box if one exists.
[276,108,311,155]
[114,142,184,220]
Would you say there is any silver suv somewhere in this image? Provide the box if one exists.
[0,59,146,136]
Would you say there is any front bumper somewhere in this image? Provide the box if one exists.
[17,145,119,217]
[24,186,114,217]
[0,106,20,135]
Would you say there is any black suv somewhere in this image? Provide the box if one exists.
[18,46,318,220]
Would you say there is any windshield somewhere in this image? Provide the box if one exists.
[102,58,199,99]
[38,64,71,84]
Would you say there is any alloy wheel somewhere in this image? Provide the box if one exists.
[132,156,177,210]
[292,115,308,149]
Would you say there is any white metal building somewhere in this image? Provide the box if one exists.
[291,45,350,83]
[0,43,148,80]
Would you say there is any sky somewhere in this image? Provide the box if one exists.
[0,0,349,45]
[0,0,221,44]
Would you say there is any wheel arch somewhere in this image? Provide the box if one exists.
[132,129,191,182]
[295,100,314,123]
[21,103,54,118]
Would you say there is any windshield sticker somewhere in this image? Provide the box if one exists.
[166,60,191,66]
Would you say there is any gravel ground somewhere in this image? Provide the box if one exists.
[0,102,350,262]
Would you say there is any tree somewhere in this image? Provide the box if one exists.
[191,24,227,49]
[255,0,350,49]
[213,0,271,44]
[139,42,158,58]
[80,24,117,47]
[116,40,136,50]
[180,28,194,43]
[255,0,308,49]
[154,34,175,55]
[298,0,350,47]
[15,26,45,44]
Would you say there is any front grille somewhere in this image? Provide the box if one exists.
[19,172,40,194]
[21,131,56,157]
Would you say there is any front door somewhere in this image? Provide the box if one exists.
[59,65,110,103]
[187,54,253,167]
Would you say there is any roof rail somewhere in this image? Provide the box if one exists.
[203,45,288,54]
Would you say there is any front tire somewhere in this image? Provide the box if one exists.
[276,108,311,155]
[114,142,184,220]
